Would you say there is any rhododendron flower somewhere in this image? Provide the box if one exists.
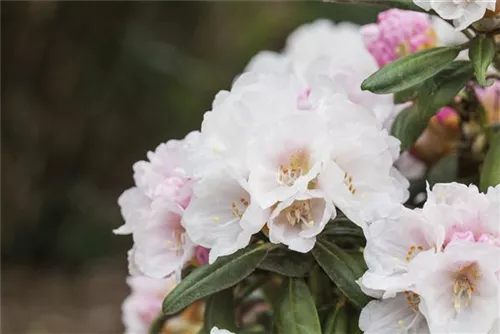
[359,201,444,298]
[115,133,199,278]
[183,170,268,263]
[122,276,177,334]
[245,20,398,127]
[359,292,430,334]
[267,192,335,252]
[122,275,205,334]
[410,241,500,333]
[360,183,500,333]
[184,72,408,254]
[361,9,437,67]
[413,0,497,30]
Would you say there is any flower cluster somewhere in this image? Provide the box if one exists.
[116,5,500,334]
[413,0,497,30]
[359,183,500,333]
[362,9,437,67]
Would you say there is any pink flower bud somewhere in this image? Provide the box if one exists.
[361,9,437,67]
[475,79,500,126]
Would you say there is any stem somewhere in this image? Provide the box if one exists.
[462,29,475,40]
[321,0,422,11]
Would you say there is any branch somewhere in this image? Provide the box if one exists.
[321,0,424,12]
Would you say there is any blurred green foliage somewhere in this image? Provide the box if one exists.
[1,2,380,269]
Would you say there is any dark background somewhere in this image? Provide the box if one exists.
[1,2,380,333]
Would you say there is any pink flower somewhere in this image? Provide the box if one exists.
[122,276,205,334]
[361,9,437,67]
[122,276,177,334]
[115,132,200,278]
[475,79,500,126]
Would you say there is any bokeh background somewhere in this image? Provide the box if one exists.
[1,2,381,333]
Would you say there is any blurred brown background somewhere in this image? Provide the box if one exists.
[1,2,380,333]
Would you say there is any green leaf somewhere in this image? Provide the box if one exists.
[427,152,458,186]
[417,61,474,119]
[323,299,348,334]
[469,36,496,87]
[309,266,334,308]
[361,47,460,94]
[321,218,364,239]
[312,240,370,309]
[347,306,363,334]
[258,247,314,277]
[204,289,238,333]
[274,278,322,334]
[393,84,421,104]
[480,132,500,191]
[390,105,427,151]
[163,243,271,315]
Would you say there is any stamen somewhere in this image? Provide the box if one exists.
[283,200,314,227]
[276,150,310,186]
[404,291,420,313]
[405,244,424,262]
[452,263,479,313]
[231,197,249,219]
[343,172,357,195]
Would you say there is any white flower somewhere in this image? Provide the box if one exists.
[246,112,330,209]
[268,191,335,252]
[413,0,497,30]
[409,241,500,333]
[359,292,430,334]
[187,72,305,179]
[210,327,235,334]
[183,169,268,264]
[359,201,444,298]
[115,134,198,278]
[187,72,407,254]
[245,20,398,127]
[360,183,500,333]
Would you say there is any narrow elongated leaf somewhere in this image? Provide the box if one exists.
[323,299,348,334]
[312,240,370,309]
[469,36,495,86]
[204,289,237,333]
[480,132,500,191]
[309,266,333,308]
[258,247,314,277]
[390,105,427,151]
[373,0,425,11]
[163,243,271,315]
[361,47,460,94]
[321,218,364,239]
[393,84,421,104]
[275,278,322,334]
[347,305,363,334]
[417,61,474,118]
[323,0,426,12]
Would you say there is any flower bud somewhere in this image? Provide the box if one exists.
[412,107,460,165]
[361,9,437,67]
[475,79,500,127]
